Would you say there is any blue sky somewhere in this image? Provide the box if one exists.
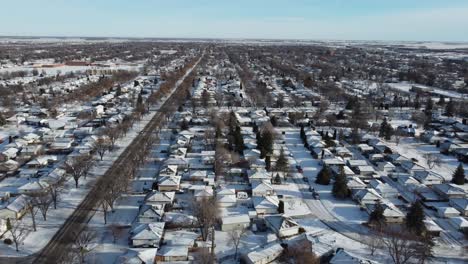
[2,0,468,41]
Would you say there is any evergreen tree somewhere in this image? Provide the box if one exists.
[315,166,331,185]
[234,126,245,154]
[275,148,289,174]
[379,119,388,138]
[274,173,282,184]
[300,126,306,142]
[333,129,337,140]
[332,167,349,199]
[445,99,454,117]
[368,201,385,229]
[180,120,189,130]
[278,201,284,214]
[270,116,278,127]
[405,201,426,236]
[260,129,274,158]
[451,163,465,185]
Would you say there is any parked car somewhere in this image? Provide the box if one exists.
[296,165,303,173]
[313,191,320,200]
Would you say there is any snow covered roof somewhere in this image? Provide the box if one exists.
[131,222,165,241]
[245,242,283,263]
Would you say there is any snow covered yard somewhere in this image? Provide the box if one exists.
[386,137,466,181]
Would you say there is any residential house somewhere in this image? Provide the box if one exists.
[252,181,274,197]
[157,176,181,191]
[449,198,468,216]
[243,242,283,264]
[130,222,165,248]
[155,246,189,262]
[138,204,164,223]
[145,191,175,208]
[264,215,300,238]
[221,214,250,231]
[252,195,279,215]
[433,184,466,200]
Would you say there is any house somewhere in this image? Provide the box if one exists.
[221,214,251,231]
[368,153,384,162]
[252,181,274,197]
[21,145,43,157]
[355,166,376,178]
[424,219,443,237]
[369,180,398,198]
[155,246,189,262]
[353,189,382,205]
[334,147,353,159]
[243,242,283,264]
[164,230,198,247]
[248,169,271,183]
[347,177,366,190]
[130,222,165,248]
[18,180,50,194]
[0,148,19,161]
[357,144,374,154]
[0,194,28,220]
[264,215,300,238]
[157,176,181,191]
[365,202,405,223]
[436,207,460,218]
[412,171,443,185]
[217,188,237,208]
[433,184,465,200]
[194,188,214,201]
[346,160,368,169]
[449,198,468,216]
[188,170,208,181]
[138,204,164,223]
[145,191,175,208]
[448,216,468,232]
[376,161,396,173]
[117,248,157,264]
[158,165,178,177]
[252,195,279,215]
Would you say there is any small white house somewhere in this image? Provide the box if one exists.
[243,242,283,264]
[221,214,251,231]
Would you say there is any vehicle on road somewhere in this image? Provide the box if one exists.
[312,191,320,200]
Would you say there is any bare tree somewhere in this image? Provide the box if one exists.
[7,219,28,252]
[363,234,383,256]
[25,196,38,232]
[109,224,125,243]
[48,181,63,209]
[64,155,89,188]
[423,153,441,169]
[381,229,419,264]
[73,229,97,264]
[103,126,121,150]
[94,136,112,161]
[192,197,218,241]
[100,197,110,225]
[228,227,247,260]
[34,193,53,221]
